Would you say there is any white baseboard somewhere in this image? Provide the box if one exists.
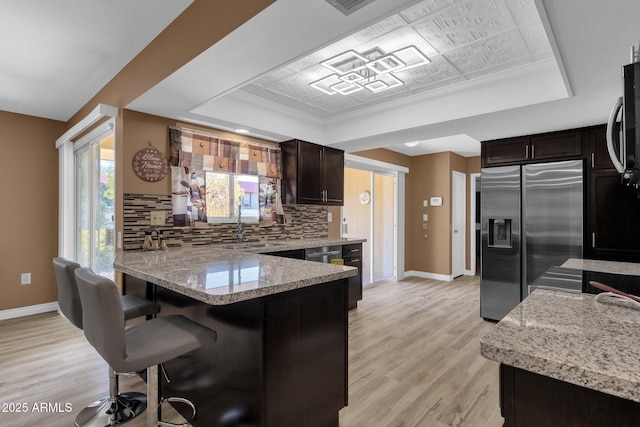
[404,270,454,282]
[0,302,59,321]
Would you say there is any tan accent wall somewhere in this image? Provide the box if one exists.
[353,147,481,276]
[351,148,411,169]
[0,111,66,310]
[327,206,341,238]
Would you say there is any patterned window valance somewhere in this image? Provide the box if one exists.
[169,127,280,178]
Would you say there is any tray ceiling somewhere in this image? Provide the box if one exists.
[237,0,555,118]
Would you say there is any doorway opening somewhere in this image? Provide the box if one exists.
[343,167,396,286]
[74,122,115,279]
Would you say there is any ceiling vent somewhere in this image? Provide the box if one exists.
[325,0,377,16]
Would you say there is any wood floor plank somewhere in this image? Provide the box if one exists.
[339,275,501,427]
[0,275,501,427]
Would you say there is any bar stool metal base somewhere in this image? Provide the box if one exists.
[74,392,146,427]
[158,397,197,427]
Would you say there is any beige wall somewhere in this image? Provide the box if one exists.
[0,111,66,311]
[353,148,480,276]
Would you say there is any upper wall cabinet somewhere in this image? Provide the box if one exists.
[281,139,344,206]
[482,130,583,167]
[585,125,615,170]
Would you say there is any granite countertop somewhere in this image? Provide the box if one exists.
[481,288,640,403]
[114,243,358,305]
[562,258,640,276]
[213,237,366,253]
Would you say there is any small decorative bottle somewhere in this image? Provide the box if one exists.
[143,230,153,251]
[159,230,168,251]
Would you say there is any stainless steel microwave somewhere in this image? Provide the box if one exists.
[607,46,640,186]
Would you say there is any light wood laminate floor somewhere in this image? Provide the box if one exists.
[0,275,502,427]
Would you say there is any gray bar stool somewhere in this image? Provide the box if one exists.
[74,267,217,427]
[53,257,160,426]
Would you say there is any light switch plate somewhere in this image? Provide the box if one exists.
[21,272,31,285]
[423,200,428,207]
[423,214,428,221]
[150,211,166,226]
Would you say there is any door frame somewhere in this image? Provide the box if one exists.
[57,104,118,260]
[451,171,466,278]
[469,172,481,276]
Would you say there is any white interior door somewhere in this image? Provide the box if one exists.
[452,171,466,278]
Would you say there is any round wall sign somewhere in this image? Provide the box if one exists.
[359,190,371,205]
[132,146,169,182]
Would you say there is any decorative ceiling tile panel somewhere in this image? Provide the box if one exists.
[518,20,552,56]
[400,0,459,24]
[412,0,513,53]
[503,0,539,26]
[443,30,527,74]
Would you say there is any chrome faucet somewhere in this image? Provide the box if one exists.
[236,200,244,243]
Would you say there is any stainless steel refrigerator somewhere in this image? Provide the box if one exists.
[480,160,583,321]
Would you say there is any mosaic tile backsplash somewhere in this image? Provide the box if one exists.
[123,193,329,251]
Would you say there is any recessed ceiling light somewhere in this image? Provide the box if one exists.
[404,141,419,147]
[234,128,251,134]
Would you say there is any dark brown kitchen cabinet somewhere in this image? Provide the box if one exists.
[586,125,615,170]
[481,137,530,166]
[481,131,583,167]
[587,170,640,261]
[342,243,363,309]
[529,131,583,161]
[281,139,344,206]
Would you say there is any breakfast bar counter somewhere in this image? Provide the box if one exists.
[481,264,640,426]
[114,245,357,427]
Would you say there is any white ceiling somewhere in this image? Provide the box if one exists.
[2,0,639,158]
[0,0,193,121]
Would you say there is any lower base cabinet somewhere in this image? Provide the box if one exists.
[342,243,363,309]
[500,364,640,427]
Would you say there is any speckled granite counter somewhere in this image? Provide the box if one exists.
[481,288,640,403]
[212,237,366,253]
[562,257,640,276]
[114,244,358,305]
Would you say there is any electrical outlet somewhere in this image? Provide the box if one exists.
[21,272,31,285]
[150,211,166,226]
[327,212,333,222]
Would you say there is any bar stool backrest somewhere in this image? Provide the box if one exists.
[74,268,127,369]
[53,257,83,329]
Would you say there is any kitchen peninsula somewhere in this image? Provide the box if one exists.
[481,259,640,426]
[114,243,358,427]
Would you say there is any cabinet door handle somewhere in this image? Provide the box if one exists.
[531,144,535,159]
[592,232,596,248]
[591,152,595,168]
[525,145,529,159]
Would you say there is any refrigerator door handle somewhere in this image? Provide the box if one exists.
[606,97,625,174]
